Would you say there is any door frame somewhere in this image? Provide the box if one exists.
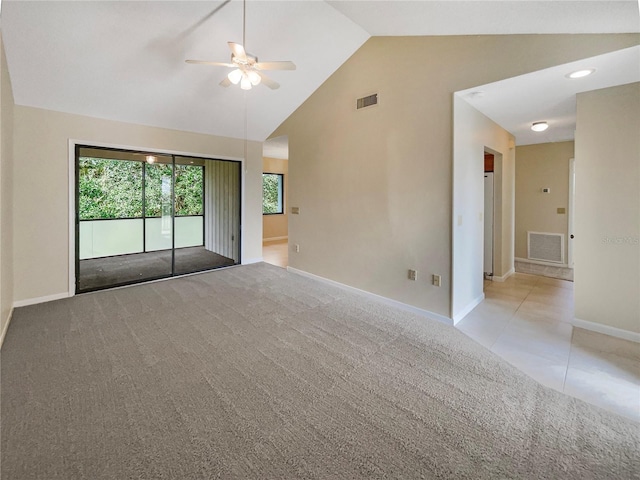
[568,157,575,268]
[483,171,494,277]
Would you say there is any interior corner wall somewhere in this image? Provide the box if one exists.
[515,141,574,262]
[1,34,15,343]
[574,82,640,335]
[271,34,637,319]
[453,96,515,321]
[262,157,288,241]
[12,105,263,304]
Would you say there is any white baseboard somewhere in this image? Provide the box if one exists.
[0,306,14,350]
[493,268,515,283]
[515,257,570,268]
[452,293,485,325]
[287,267,453,326]
[263,236,288,243]
[573,317,640,344]
[242,257,264,265]
[13,292,70,309]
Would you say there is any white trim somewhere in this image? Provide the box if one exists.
[0,307,14,349]
[68,139,245,295]
[68,140,76,297]
[13,292,70,309]
[568,157,575,268]
[452,293,485,324]
[492,267,515,282]
[263,236,288,243]
[515,257,570,269]
[287,267,453,326]
[242,257,264,265]
[573,317,640,344]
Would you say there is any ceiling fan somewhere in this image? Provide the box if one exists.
[185,0,296,90]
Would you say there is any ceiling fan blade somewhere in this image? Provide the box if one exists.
[254,61,296,71]
[257,72,280,90]
[186,60,235,67]
[219,77,232,88]
[228,42,247,62]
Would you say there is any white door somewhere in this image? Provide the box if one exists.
[484,173,494,276]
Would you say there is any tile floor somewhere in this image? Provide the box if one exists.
[263,239,288,269]
[457,273,640,421]
[262,242,639,421]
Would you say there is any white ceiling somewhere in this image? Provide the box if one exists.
[1,1,370,141]
[263,135,289,159]
[2,1,639,145]
[329,0,640,35]
[457,45,640,145]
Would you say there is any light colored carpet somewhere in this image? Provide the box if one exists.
[2,263,638,479]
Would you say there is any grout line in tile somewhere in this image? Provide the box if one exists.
[562,328,578,392]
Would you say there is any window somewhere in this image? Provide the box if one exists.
[263,173,284,214]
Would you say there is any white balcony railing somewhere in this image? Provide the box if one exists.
[79,216,204,260]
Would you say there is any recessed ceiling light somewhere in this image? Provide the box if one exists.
[567,69,596,79]
[531,122,549,132]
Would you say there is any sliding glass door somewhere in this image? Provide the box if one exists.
[75,146,241,293]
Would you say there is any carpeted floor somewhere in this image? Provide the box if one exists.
[2,263,638,479]
[78,246,236,292]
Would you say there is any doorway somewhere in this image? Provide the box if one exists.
[484,152,495,282]
[262,136,289,268]
[75,145,241,293]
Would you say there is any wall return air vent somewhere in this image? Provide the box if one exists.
[356,93,378,110]
[528,231,564,264]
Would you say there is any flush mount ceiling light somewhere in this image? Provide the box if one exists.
[567,68,596,79]
[146,155,157,164]
[531,122,549,132]
[185,0,296,91]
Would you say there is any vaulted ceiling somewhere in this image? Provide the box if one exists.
[2,1,639,144]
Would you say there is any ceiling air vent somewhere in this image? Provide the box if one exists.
[356,93,378,110]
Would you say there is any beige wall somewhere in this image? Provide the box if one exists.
[574,83,640,335]
[262,157,288,241]
[515,141,574,262]
[272,34,638,318]
[12,105,263,303]
[453,97,515,320]
[1,34,15,343]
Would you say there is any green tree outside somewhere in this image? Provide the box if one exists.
[263,174,283,214]
[78,157,204,220]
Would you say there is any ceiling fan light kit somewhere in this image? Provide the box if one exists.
[185,0,295,91]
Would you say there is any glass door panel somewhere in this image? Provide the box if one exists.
[173,156,240,275]
[77,148,145,292]
[76,147,241,293]
[142,155,174,279]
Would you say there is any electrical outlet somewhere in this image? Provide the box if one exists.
[432,274,441,287]
[408,269,417,281]
[291,207,300,214]
[293,244,300,253]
